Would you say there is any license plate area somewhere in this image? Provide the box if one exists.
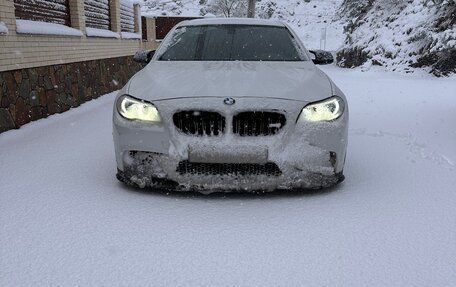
[188,145,268,164]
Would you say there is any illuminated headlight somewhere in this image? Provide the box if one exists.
[117,95,161,123]
[299,97,345,122]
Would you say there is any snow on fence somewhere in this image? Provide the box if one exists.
[84,0,111,30]
[14,0,71,27]
[15,19,83,36]
[120,0,135,33]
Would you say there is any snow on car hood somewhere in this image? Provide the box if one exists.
[127,61,333,103]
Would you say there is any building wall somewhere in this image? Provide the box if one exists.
[0,0,142,72]
[0,0,144,133]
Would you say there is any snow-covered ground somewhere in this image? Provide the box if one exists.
[1,66,456,286]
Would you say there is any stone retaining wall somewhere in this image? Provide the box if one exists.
[0,56,142,133]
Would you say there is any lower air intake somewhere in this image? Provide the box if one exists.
[176,161,282,176]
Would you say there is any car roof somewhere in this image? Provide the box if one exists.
[178,18,286,28]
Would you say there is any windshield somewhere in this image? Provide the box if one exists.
[158,25,307,62]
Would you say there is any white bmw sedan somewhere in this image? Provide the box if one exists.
[113,18,348,193]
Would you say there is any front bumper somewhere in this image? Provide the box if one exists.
[113,97,348,193]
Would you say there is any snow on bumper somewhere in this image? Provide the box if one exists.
[113,97,348,192]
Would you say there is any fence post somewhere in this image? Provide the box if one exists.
[110,0,121,33]
[247,0,256,18]
[1,0,16,34]
[134,4,141,34]
[320,27,327,50]
[69,0,85,32]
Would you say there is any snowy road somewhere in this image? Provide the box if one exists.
[1,66,455,286]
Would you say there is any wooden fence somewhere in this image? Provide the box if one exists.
[120,0,134,32]
[14,0,71,26]
[84,0,111,30]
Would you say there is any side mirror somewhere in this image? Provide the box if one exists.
[133,49,156,64]
[309,50,334,65]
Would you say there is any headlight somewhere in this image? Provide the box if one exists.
[117,95,162,123]
[298,97,344,122]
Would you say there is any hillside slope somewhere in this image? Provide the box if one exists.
[336,0,456,76]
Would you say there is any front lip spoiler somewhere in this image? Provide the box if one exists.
[116,169,345,193]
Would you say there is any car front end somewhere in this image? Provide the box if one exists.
[113,73,348,193]
[112,19,349,193]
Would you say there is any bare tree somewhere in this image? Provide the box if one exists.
[208,0,248,17]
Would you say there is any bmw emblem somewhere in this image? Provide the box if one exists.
[223,97,236,105]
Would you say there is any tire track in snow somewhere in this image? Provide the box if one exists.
[350,128,454,169]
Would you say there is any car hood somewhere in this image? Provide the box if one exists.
[127,61,333,103]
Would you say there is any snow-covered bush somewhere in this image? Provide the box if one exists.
[141,0,186,15]
[256,1,292,20]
